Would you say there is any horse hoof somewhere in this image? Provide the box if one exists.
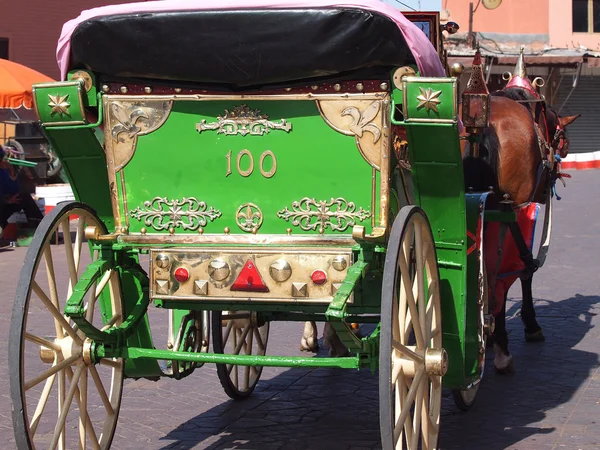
[494,356,515,375]
[525,330,545,342]
[300,337,319,352]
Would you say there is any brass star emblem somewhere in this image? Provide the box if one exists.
[416,87,442,113]
[48,94,71,117]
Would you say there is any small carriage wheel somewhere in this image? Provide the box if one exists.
[452,264,489,411]
[380,206,446,450]
[212,311,269,400]
[10,201,124,450]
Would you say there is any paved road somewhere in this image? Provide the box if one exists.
[1,170,599,450]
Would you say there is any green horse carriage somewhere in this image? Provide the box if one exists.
[9,1,501,448]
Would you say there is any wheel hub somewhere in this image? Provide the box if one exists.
[425,348,448,376]
[39,335,86,365]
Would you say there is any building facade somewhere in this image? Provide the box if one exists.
[0,0,144,79]
[444,0,600,153]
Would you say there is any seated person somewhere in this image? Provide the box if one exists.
[0,146,43,238]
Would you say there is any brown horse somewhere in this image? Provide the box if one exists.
[463,86,579,373]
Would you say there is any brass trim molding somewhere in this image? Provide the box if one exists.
[119,233,357,246]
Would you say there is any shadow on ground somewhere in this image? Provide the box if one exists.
[136,294,600,450]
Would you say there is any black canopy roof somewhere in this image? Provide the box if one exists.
[68,8,416,88]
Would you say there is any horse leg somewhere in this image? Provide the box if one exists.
[300,321,319,352]
[493,292,515,374]
[323,323,349,357]
[520,276,545,342]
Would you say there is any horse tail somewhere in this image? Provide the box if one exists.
[463,125,501,193]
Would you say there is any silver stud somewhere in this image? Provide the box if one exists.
[120,86,128,94]
[155,253,171,269]
[334,84,342,92]
[144,86,153,94]
[269,259,292,282]
[101,84,110,93]
[208,259,230,281]
[332,256,348,271]
[356,83,364,91]
[194,280,209,296]
[155,279,170,295]
[292,282,308,297]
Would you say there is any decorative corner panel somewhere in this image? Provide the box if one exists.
[105,99,173,171]
[316,96,389,170]
[195,104,292,136]
[277,197,371,234]
[401,77,457,124]
[129,197,221,231]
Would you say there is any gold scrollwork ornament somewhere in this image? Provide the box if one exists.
[196,105,292,136]
[129,197,221,231]
[277,197,371,234]
[236,203,263,233]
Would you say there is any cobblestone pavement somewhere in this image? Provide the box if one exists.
[1,170,599,450]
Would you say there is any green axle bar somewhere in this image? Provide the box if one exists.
[6,157,37,167]
[99,346,362,370]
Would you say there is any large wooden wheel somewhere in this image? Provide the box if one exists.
[380,206,446,450]
[10,202,124,449]
[212,311,269,400]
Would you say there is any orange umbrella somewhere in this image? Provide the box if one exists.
[0,59,54,109]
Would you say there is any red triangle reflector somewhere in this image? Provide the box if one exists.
[231,259,269,292]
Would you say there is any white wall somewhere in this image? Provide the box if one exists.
[381,0,442,12]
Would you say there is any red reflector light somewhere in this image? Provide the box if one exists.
[311,269,328,285]
[174,267,190,283]
[231,259,269,292]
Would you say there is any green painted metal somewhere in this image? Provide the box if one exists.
[402,77,457,123]
[326,260,369,319]
[40,128,114,232]
[32,82,87,125]
[6,158,37,167]
[62,245,162,378]
[401,80,467,389]
[32,69,478,383]
[99,346,362,369]
[64,258,114,342]
[121,100,375,236]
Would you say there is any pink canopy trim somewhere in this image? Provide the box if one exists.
[56,0,446,81]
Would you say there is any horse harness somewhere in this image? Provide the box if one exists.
[487,97,565,311]
[514,98,566,205]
